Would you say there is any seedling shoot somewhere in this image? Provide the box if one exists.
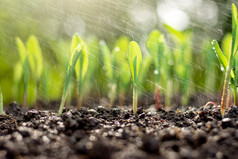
[58,41,83,115]
[127,41,142,115]
[212,3,238,118]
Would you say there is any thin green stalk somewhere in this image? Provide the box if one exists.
[23,91,28,109]
[128,41,142,115]
[109,83,116,107]
[58,44,83,115]
[23,63,29,109]
[77,79,83,109]
[119,91,125,106]
[0,87,3,115]
[221,65,232,118]
[133,85,138,115]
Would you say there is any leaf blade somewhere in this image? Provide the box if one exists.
[128,41,142,83]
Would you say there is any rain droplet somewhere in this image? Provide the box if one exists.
[154,70,159,75]
[115,47,120,52]
[220,66,224,71]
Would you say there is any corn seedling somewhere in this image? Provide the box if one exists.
[146,30,165,109]
[99,40,117,107]
[164,25,193,106]
[16,37,29,109]
[0,87,3,115]
[58,40,83,115]
[27,35,43,105]
[212,3,238,118]
[71,35,88,109]
[128,41,142,115]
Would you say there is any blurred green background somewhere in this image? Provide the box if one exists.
[0,0,237,106]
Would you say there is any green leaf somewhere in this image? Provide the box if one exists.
[59,44,83,115]
[231,3,238,56]
[13,62,23,84]
[27,35,43,80]
[16,37,27,64]
[16,37,29,107]
[146,30,164,56]
[212,40,228,69]
[221,33,232,59]
[71,35,88,81]
[212,40,234,79]
[128,41,142,84]
[164,24,183,41]
[99,40,113,80]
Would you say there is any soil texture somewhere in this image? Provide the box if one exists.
[0,102,238,159]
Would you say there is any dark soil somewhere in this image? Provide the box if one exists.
[0,102,238,159]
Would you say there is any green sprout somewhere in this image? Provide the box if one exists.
[127,41,142,115]
[16,37,29,109]
[99,40,117,107]
[164,25,193,106]
[72,35,88,109]
[58,38,84,115]
[27,35,43,105]
[146,30,165,109]
[212,3,238,118]
[0,87,3,115]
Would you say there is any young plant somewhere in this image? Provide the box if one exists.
[146,30,165,109]
[0,87,3,115]
[99,40,117,107]
[127,41,142,115]
[16,37,29,108]
[164,25,193,106]
[71,35,88,109]
[27,35,43,105]
[212,3,238,118]
[58,39,84,115]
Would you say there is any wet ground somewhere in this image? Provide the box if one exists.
[0,102,238,159]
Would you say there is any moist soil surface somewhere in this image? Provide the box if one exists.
[0,102,238,159]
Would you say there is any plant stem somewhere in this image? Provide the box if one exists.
[23,91,28,109]
[119,91,125,106]
[155,85,161,110]
[165,79,172,108]
[77,80,83,110]
[133,85,138,115]
[221,65,232,118]
[35,80,40,108]
[58,91,67,115]
[109,83,116,108]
